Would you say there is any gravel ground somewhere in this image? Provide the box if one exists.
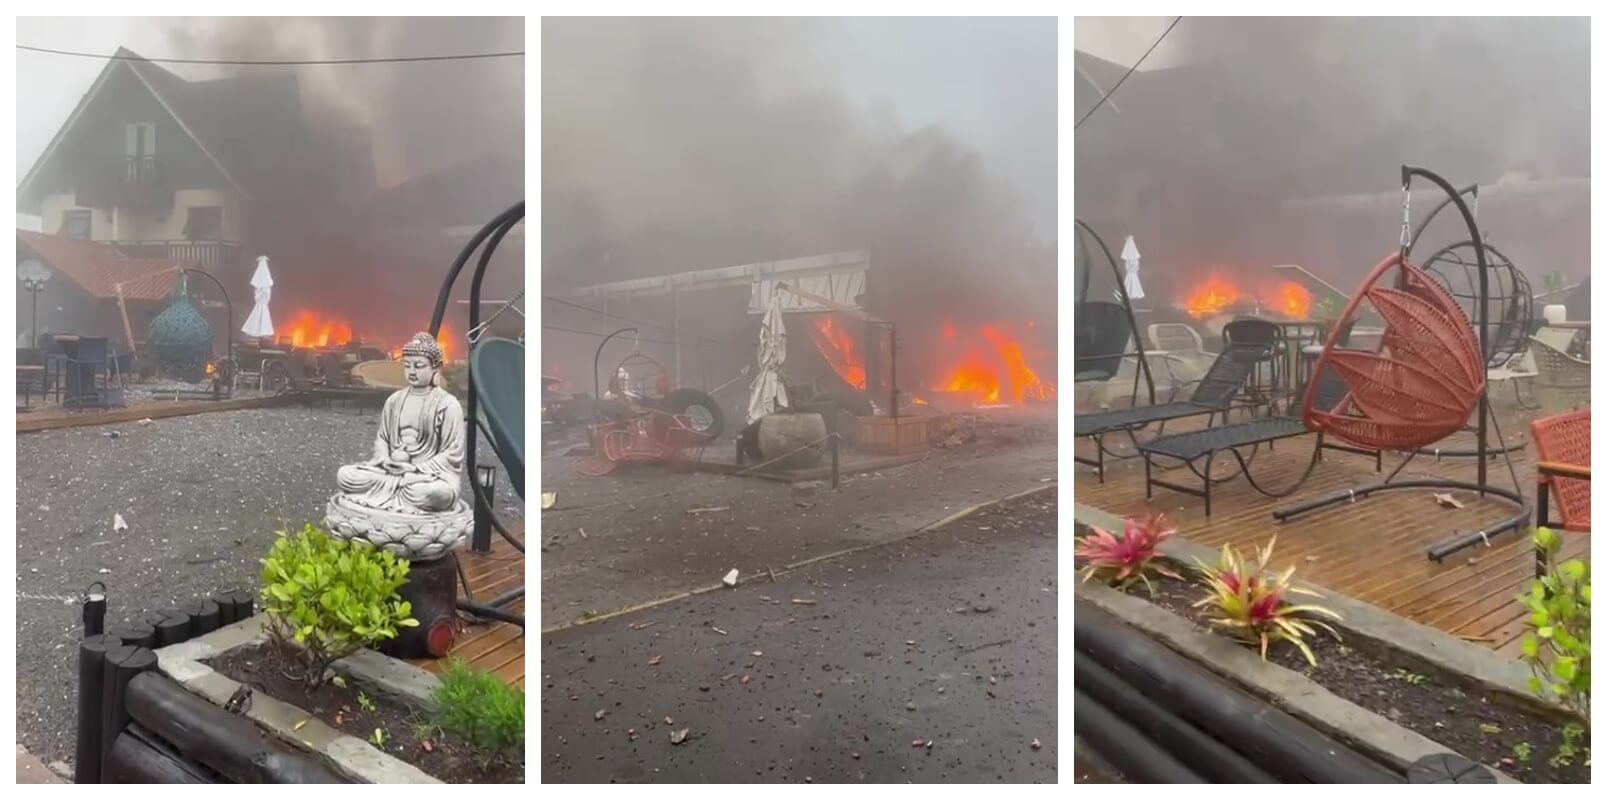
[14,406,523,768]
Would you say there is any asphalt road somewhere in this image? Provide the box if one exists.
[14,407,522,768]
[541,489,1058,783]
[540,434,1057,627]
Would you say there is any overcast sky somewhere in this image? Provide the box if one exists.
[18,17,1057,233]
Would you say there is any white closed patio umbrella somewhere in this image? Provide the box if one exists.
[1120,236,1145,300]
[747,285,789,424]
[241,255,275,339]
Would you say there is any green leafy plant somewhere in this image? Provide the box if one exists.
[1076,513,1182,595]
[432,658,525,766]
[1512,741,1533,764]
[1387,668,1427,686]
[1551,723,1588,768]
[259,524,419,688]
[357,691,376,714]
[368,727,387,751]
[1193,535,1341,665]
[1517,528,1590,721]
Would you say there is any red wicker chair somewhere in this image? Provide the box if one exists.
[1303,252,1485,450]
[1529,409,1590,575]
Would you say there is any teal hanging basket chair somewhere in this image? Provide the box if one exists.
[146,273,214,382]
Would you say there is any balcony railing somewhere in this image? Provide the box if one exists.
[111,240,242,272]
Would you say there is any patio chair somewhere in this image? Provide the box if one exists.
[1075,337,1276,482]
[1527,336,1589,411]
[276,357,388,409]
[16,348,47,408]
[1529,409,1589,577]
[61,337,110,409]
[1146,322,1216,386]
[1486,350,1538,410]
[1135,365,1380,516]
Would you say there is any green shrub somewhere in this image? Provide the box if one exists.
[260,524,418,688]
[432,658,524,765]
[1518,528,1591,725]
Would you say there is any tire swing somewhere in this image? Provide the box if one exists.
[1273,166,1529,562]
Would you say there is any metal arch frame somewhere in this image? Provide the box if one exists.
[428,201,527,628]
[179,268,234,399]
[1272,167,1530,562]
[1074,219,1156,408]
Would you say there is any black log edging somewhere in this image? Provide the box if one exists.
[215,590,253,624]
[182,598,222,636]
[105,725,218,784]
[99,645,158,781]
[75,633,122,784]
[1075,650,1279,783]
[1074,688,1208,783]
[155,609,193,646]
[108,621,156,649]
[1076,604,1401,784]
[125,671,351,784]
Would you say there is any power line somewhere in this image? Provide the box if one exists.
[1075,16,1182,130]
[16,44,524,66]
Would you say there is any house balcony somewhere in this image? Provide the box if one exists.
[72,155,175,211]
[112,239,243,273]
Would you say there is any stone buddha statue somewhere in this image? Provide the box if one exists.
[325,332,472,560]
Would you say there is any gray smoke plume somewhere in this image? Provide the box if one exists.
[156,16,525,345]
[542,17,1057,338]
[1076,17,1588,299]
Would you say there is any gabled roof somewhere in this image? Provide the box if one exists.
[17,46,305,205]
[17,230,185,301]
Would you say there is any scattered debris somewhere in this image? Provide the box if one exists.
[1479,723,1501,734]
[712,626,729,636]
[751,651,763,657]
[542,492,558,510]
[722,569,739,587]
[1434,492,1465,509]
[670,728,691,745]
[1031,738,1042,751]
[791,598,816,606]
[630,621,657,631]
[958,638,1013,654]
[594,709,607,721]
[1304,554,1319,563]
[421,739,434,753]
[579,528,589,540]
[813,689,825,697]
[664,716,674,725]
[113,513,128,532]
[689,506,731,515]
[626,728,638,742]
[292,719,308,731]
[98,568,111,575]
[138,418,154,426]
[648,655,663,666]
[739,675,751,685]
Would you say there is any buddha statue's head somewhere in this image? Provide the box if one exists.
[401,332,444,388]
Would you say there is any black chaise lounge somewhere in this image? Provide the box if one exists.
[1135,371,1381,516]
[1075,338,1275,482]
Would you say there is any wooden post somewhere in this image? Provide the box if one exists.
[107,622,155,649]
[182,599,221,636]
[154,610,192,647]
[75,633,122,783]
[99,645,158,780]
[115,284,138,354]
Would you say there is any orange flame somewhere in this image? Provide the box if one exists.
[284,310,354,349]
[806,316,867,389]
[1265,281,1312,319]
[1183,274,1242,318]
[940,324,1056,404]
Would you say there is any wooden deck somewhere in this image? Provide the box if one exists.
[411,525,526,688]
[1076,419,1589,657]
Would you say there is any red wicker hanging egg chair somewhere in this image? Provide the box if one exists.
[1303,252,1485,450]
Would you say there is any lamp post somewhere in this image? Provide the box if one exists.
[18,259,52,347]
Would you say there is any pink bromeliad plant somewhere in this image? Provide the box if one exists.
[1076,513,1182,595]
[1192,535,1341,666]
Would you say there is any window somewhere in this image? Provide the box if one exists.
[183,206,223,241]
[125,123,156,181]
[60,209,92,240]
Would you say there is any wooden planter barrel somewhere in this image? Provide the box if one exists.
[855,415,929,456]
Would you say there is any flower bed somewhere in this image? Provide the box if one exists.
[1137,575,1587,784]
[206,643,523,784]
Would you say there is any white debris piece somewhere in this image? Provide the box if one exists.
[722,568,740,588]
[113,513,128,532]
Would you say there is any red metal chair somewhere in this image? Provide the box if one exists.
[1529,409,1590,575]
[1303,253,1485,450]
